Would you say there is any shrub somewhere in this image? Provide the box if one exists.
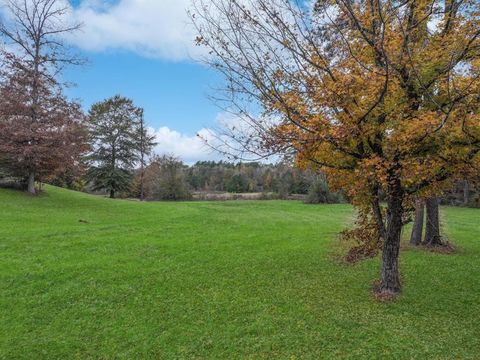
[304,177,344,204]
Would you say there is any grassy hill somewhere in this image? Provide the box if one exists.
[1,186,479,359]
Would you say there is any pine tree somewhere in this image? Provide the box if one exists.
[86,96,142,198]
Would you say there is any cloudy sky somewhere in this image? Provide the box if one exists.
[61,0,226,163]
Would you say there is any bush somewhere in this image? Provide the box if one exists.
[225,174,248,193]
[304,177,344,204]
[144,155,191,201]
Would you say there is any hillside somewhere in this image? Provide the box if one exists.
[1,186,479,359]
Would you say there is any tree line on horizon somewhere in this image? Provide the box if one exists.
[62,157,347,204]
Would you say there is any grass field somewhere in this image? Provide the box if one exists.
[1,186,479,359]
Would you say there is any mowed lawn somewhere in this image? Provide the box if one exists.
[1,186,479,359]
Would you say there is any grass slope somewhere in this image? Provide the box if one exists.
[0,186,479,359]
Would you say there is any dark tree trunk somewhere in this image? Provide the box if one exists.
[409,198,424,246]
[378,175,403,295]
[463,181,469,206]
[140,174,145,201]
[424,197,442,246]
[110,189,115,199]
[140,158,145,201]
[140,117,145,201]
[371,186,386,240]
[140,173,145,201]
[27,170,36,195]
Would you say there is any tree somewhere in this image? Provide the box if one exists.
[226,173,248,193]
[409,199,425,246]
[424,197,442,246]
[0,0,86,194]
[0,74,88,190]
[409,196,445,247]
[143,155,190,200]
[463,181,470,206]
[135,109,157,201]
[86,96,142,199]
[192,0,480,295]
[306,175,343,204]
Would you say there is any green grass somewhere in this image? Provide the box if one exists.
[1,186,479,359]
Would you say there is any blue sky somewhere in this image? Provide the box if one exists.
[58,0,229,163]
[64,52,222,135]
[3,0,301,163]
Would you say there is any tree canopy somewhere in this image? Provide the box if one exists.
[0,0,87,194]
[86,95,152,198]
[192,0,480,295]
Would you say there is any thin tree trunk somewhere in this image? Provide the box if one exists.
[140,167,145,201]
[378,175,403,295]
[140,117,145,201]
[409,198,424,246]
[27,170,36,195]
[424,197,441,246]
[463,180,469,206]
[110,143,116,200]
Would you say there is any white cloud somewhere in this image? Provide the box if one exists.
[150,111,276,164]
[66,0,299,61]
[68,0,204,61]
[152,111,282,164]
[150,126,222,164]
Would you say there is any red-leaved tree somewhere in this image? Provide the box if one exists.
[0,0,87,194]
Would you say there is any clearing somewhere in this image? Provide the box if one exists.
[1,186,479,359]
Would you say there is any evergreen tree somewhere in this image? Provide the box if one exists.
[86,96,142,198]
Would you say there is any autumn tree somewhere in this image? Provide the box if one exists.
[0,0,87,194]
[0,71,88,190]
[86,96,143,199]
[143,155,191,200]
[191,0,480,295]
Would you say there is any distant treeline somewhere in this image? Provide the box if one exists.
[23,155,340,203]
[121,156,345,204]
[49,157,477,206]
[1,154,477,206]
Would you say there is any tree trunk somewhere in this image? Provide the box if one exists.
[378,175,403,295]
[463,180,469,206]
[424,197,441,246]
[140,169,145,201]
[140,117,145,201]
[409,198,424,246]
[27,170,36,195]
[110,189,115,199]
[371,186,386,240]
